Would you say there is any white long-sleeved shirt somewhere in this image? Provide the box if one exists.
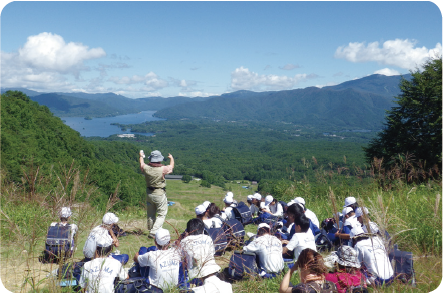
[243,234,284,274]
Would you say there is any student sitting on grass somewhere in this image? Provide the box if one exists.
[324,246,367,293]
[243,223,284,278]
[279,248,337,293]
[205,203,224,228]
[294,197,320,228]
[296,203,321,236]
[262,195,284,218]
[350,226,394,287]
[282,209,317,262]
[83,212,129,265]
[133,228,188,292]
[79,235,127,293]
[221,192,236,220]
[247,195,259,217]
[334,207,360,246]
[180,218,221,286]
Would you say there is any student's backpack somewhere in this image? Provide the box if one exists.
[57,261,85,292]
[44,223,72,262]
[216,216,245,248]
[204,221,228,256]
[232,201,253,225]
[315,229,334,253]
[225,250,258,281]
[114,277,163,293]
[389,245,416,287]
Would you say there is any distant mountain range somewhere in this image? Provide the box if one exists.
[1,73,411,128]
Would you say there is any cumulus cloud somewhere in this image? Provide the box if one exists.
[230,66,315,91]
[279,63,300,70]
[334,39,442,70]
[374,68,401,76]
[178,91,215,97]
[108,72,168,90]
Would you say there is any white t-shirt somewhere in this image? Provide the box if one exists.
[192,275,233,293]
[79,257,126,293]
[304,209,320,228]
[363,221,379,234]
[83,225,114,259]
[354,236,394,282]
[138,248,181,290]
[180,234,221,279]
[344,215,360,229]
[285,229,316,261]
[243,234,284,274]
[223,205,236,220]
[203,217,223,229]
[50,222,78,250]
[269,203,283,217]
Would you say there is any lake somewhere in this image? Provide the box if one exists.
[60,111,164,137]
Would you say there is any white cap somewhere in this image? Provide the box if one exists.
[355,207,369,218]
[59,207,72,218]
[155,228,171,246]
[294,197,305,205]
[195,205,206,216]
[258,223,270,230]
[264,195,273,206]
[247,195,253,201]
[344,196,357,207]
[224,192,234,204]
[253,193,262,201]
[287,200,296,207]
[102,212,119,225]
[202,201,211,210]
[298,203,305,211]
[350,226,365,238]
[96,234,113,247]
[342,207,353,216]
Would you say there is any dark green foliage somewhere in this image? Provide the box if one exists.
[200,180,211,188]
[364,58,442,176]
[182,175,192,183]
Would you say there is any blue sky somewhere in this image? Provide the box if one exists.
[1,1,442,98]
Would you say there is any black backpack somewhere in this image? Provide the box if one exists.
[232,201,253,225]
[225,250,258,281]
[114,277,163,293]
[216,216,245,248]
[315,229,334,253]
[389,245,416,287]
[57,261,85,291]
[44,223,72,261]
[203,221,228,256]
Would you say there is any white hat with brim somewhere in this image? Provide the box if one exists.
[258,223,270,231]
[247,195,253,201]
[60,207,72,218]
[103,212,119,225]
[294,197,305,205]
[155,228,171,246]
[337,246,361,268]
[344,196,357,207]
[202,201,211,210]
[264,195,273,206]
[224,194,234,204]
[342,207,353,217]
[96,234,113,248]
[195,205,206,216]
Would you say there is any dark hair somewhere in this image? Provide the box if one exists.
[296,248,327,275]
[208,203,220,218]
[257,226,270,236]
[247,200,253,205]
[347,203,358,211]
[186,218,205,236]
[60,217,69,222]
[294,214,310,232]
[287,203,304,219]
[337,263,359,274]
[96,245,113,257]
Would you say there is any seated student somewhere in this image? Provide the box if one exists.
[247,195,259,217]
[335,207,359,246]
[252,193,262,209]
[262,195,284,218]
[325,246,367,293]
[221,192,236,220]
[350,227,394,287]
[134,228,188,292]
[180,218,221,286]
[280,203,304,245]
[355,207,379,235]
[243,223,284,278]
[344,196,359,212]
[279,248,337,293]
[296,203,321,236]
[79,235,126,293]
[294,197,320,228]
[196,204,209,221]
[83,212,129,264]
[45,207,78,260]
[205,203,224,228]
[282,211,317,262]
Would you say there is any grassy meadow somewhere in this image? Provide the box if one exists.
[0,168,442,293]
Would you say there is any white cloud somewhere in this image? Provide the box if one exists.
[334,39,442,70]
[373,68,401,76]
[230,66,314,91]
[108,72,168,90]
[178,91,215,97]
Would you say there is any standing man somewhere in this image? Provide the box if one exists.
[139,150,174,239]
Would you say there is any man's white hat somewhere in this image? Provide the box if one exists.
[202,201,211,210]
[264,195,273,206]
[344,196,357,207]
[294,197,305,205]
[195,205,206,216]
[258,223,270,230]
[103,212,119,225]
[224,192,234,204]
[96,234,113,247]
[350,226,365,238]
[247,195,253,201]
[342,207,353,216]
[253,193,262,201]
[60,207,72,218]
[355,207,369,218]
[155,228,171,246]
